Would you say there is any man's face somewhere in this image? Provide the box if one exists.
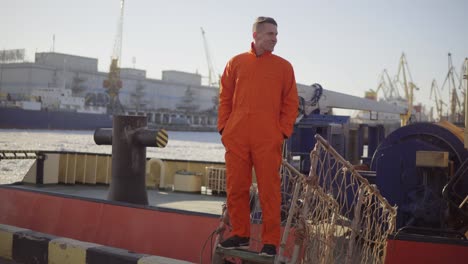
[254,23,278,52]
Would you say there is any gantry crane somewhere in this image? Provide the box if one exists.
[200,27,219,87]
[103,0,125,114]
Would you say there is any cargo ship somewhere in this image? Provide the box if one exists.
[0,107,112,130]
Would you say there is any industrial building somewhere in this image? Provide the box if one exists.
[0,50,219,128]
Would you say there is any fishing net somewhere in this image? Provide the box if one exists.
[213,134,396,264]
[275,134,397,263]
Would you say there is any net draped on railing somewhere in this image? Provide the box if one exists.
[213,134,397,264]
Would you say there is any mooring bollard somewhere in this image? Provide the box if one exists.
[94,115,168,205]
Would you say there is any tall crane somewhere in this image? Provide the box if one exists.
[464,58,468,148]
[200,27,219,87]
[395,53,419,126]
[375,69,401,100]
[459,60,467,124]
[440,53,461,123]
[103,0,125,114]
[429,79,445,121]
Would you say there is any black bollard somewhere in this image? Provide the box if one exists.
[94,115,168,205]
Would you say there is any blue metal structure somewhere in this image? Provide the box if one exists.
[370,122,468,233]
[286,117,468,236]
[287,114,349,174]
[358,124,385,165]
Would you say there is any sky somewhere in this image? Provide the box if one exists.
[1,0,467,111]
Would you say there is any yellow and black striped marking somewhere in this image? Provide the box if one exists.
[13,230,58,264]
[0,150,40,160]
[156,129,168,148]
[0,224,191,264]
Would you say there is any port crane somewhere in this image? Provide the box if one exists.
[370,53,420,125]
[375,69,401,101]
[440,53,462,123]
[103,0,125,114]
[200,27,219,87]
[459,59,467,124]
[429,79,446,121]
[395,53,419,125]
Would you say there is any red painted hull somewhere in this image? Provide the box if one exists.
[0,187,219,263]
[385,235,468,264]
[2,186,468,263]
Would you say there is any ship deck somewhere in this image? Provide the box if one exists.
[0,182,226,263]
[2,183,225,216]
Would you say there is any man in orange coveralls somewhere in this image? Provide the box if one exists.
[217,16,298,257]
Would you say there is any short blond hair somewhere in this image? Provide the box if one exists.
[252,16,277,32]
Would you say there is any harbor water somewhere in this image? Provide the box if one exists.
[0,129,223,184]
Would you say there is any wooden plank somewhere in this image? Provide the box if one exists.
[214,247,275,264]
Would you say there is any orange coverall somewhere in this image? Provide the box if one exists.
[218,43,298,246]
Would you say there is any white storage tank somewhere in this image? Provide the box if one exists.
[173,170,202,193]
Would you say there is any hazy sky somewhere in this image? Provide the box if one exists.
[1,0,467,109]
